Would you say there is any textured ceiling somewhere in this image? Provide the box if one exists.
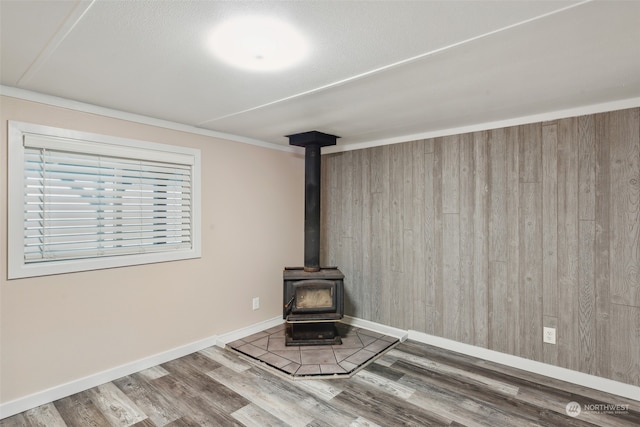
[1,0,639,151]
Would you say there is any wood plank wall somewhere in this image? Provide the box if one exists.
[320,108,640,386]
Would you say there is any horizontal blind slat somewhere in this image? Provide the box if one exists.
[23,144,194,264]
[24,171,192,187]
[24,134,195,166]
[25,242,192,262]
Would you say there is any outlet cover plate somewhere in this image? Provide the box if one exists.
[543,327,556,344]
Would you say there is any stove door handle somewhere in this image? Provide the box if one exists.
[284,295,296,315]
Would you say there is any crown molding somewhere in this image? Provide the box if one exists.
[0,85,297,153]
[323,97,640,154]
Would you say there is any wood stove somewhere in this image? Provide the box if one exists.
[284,131,344,346]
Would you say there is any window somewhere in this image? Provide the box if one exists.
[8,121,201,279]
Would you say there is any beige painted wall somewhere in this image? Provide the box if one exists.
[0,96,304,403]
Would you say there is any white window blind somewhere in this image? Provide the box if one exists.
[8,122,201,279]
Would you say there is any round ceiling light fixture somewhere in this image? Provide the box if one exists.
[208,16,309,72]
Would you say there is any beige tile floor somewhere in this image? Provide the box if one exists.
[227,323,399,378]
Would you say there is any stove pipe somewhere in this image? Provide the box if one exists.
[287,131,339,272]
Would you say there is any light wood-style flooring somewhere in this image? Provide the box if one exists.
[2,340,639,426]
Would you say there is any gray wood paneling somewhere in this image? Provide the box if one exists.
[432,138,444,336]
[473,131,489,348]
[369,190,385,324]
[542,123,558,318]
[505,127,521,356]
[489,128,508,262]
[520,123,542,183]
[442,213,461,341]
[579,219,596,375]
[459,134,475,345]
[543,315,559,366]
[489,261,508,353]
[557,117,580,372]
[595,111,612,380]
[423,148,436,333]
[408,141,428,332]
[579,115,596,221]
[611,304,640,386]
[519,182,542,362]
[353,149,368,320]
[321,107,640,386]
[441,135,460,214]
[608,109,640,307]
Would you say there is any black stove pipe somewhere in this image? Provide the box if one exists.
[287,131,339,272]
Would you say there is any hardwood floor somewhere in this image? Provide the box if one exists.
[2,340,639,426]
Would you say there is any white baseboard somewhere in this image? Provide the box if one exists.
[0,317,289,420]
[342,315,409,341]
[215,315,410,348]
[0,334,218,420]
[4,318,637,420]
[215,315,410,347]
[216,316,284,347]
[408,330,640,402]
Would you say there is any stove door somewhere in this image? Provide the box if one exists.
[292,280,336,314]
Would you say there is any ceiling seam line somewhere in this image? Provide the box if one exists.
[17,0,96,86]
[196,0,594,127]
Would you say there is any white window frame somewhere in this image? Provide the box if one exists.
[8,121,201,279]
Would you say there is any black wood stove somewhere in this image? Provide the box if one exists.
[283,131,345,346]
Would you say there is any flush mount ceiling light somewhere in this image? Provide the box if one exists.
[208,16,309,72]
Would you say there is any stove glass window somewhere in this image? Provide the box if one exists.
[297,287,333,309]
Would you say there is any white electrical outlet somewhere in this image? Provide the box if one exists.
[252,297,260,310]
[543,327,556,344]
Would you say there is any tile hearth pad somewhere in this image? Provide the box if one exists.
[227,323,399,378]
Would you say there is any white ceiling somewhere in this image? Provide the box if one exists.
[2,0,639,151]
